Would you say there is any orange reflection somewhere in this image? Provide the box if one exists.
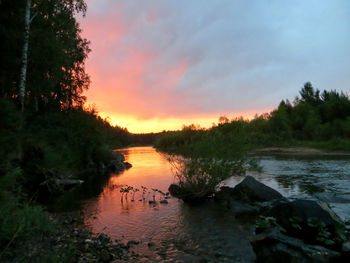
[83,147,176,232]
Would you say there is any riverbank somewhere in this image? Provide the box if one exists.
[0,211,139,263]
[248,147,350,156]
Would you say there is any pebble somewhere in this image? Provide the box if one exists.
[127,240,140,246]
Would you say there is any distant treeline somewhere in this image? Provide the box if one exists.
[155,82,350,157]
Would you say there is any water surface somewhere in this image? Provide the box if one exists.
[80,146,350,262]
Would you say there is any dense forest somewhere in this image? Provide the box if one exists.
[0,0,133,259]
[155,82,350,157]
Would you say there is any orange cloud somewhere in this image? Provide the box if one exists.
[79,1,277,133]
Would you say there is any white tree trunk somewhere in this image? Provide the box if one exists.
[19,0,32,112]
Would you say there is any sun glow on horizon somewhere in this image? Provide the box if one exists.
[98,110,266,133]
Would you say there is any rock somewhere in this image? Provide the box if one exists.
[127,240,139,246]
[263,199,344,244]
[217,176,284,203]
[112,152,125,162]
[226,200,259,216]
[251,228,341,263]
[168,183,213,203]
[108,160,125,171]
[123,162,132,169]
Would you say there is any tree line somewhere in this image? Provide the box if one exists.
[155,82,350,157]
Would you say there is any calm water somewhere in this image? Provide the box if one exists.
[80,146,350,262]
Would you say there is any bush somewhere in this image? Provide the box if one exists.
[168,155,259,201]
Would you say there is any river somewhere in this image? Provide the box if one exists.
[73,146,350,262]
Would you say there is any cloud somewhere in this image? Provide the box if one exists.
[80,0,350,123]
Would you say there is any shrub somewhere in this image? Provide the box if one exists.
[168,155,259,201]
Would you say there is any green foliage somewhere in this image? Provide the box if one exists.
[23,107,129,172]
[0,0,132,259]
[306,218,347,246]
[255,216,286,233]
[0,0,90,110]
[0,167,51,248]
[155,82,350,153]
[289,216,302,230]
[168,156,257,199]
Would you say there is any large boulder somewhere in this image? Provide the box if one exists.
[215,176,284,203]
[251,228,341,263]
[263,199,345,245]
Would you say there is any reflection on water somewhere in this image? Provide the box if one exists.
[81,147,350,262]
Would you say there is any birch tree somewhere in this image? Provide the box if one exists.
[19,0,32,112]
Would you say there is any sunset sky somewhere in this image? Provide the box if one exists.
[79,0,350,133]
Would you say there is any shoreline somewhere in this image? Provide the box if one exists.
[248,147,350,156]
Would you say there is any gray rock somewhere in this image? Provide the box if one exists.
[216,176,284,203]
[226,200,259,216]
[263,199,344,243]
[251,228,341,263]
